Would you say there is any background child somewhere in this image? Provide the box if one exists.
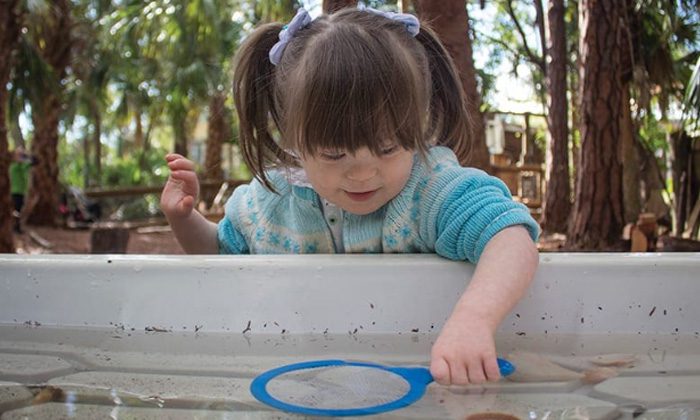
[161,7,540,386]
[9,146,34,234]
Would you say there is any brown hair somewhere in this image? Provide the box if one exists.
[233,8,471,190]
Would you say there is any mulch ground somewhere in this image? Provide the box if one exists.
[13,226,184,255]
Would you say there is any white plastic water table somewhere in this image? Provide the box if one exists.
[1,253,699,418]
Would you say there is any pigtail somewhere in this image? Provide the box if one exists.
[415,26,472,166]
[232,23,293,191]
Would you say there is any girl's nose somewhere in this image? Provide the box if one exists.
[346,150,379,182]
[346,163,378,182]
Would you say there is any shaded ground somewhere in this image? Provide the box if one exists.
[13,226,184,255]
[12,226,566,255]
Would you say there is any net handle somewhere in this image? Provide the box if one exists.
[391,357,514,381]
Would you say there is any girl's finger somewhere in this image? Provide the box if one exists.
[484,356,502,381]
[167,158,195,171]
[178,195,195,213]
[465,360,487,385]
[429,357,451,385]
[448,359,469,386]
[165,153,185,161]
[169,170,199,185]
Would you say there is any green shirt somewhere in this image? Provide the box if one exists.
[9,161,31,195]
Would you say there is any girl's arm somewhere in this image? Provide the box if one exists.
[430,225,538,385]
[160,154,219,254]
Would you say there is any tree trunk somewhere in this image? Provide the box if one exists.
[567,0,624,250]
[322,0,357,13]
[11,111,24,148]
[173,116,188,157]
[25,0,72,227]
[415,0,491,171]
[567,0,580,202]
[541,0,570,234]
[26,97,62,225]
[205,93,228,182]
[638,142,671,225]
[670,131,693,235]
[92,104,102,187]
[90,225,130,254]
[202,93,230,206]
[139,111,156,172]
[618,1,641,226]
[0,0,23,252]
[620,86,641,224]
[134,112,144,150]
[83,130,90,189]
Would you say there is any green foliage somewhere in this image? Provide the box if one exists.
[58,141,88,189]
[639,113,670,152]
[253,0,299,22]
[110,194,163,220]
[101,149,170,187]
[638,113,672,180]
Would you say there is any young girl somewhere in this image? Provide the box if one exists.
[161,6,540,387]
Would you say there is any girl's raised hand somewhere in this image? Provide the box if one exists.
[161,154,200,220]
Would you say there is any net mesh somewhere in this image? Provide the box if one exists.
[265,365,410,410]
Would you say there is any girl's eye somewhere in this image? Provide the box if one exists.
[380,145,399,155]
[320,151,346,161]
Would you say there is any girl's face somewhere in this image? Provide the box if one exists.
[299,144,414,215]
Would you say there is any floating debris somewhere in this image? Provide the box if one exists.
[590,353,637,368]
[583,366,619,384]
[506,352,583,382]
[242,320,252,334]
[145,326,170,333]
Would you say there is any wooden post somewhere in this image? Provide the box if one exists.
[90,224,130,254]
[520,112,539,165]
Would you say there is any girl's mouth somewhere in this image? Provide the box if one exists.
[345,189,378,202]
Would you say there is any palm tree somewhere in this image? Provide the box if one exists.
[65,0,118,188]
[112,0,247,163]
[0,0,23,252]
[625,1,698,237]
[19,0,73,226]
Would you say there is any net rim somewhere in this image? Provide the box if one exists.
[250,359,431,417]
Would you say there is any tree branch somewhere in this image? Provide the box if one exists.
[477,30,521,59]
[533,0,547,78]
[505,0,545,74]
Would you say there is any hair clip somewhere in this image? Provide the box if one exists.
[268,6,420,66]
[269,8,312,66]
[357,4,420,37]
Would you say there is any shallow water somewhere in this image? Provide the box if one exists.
[1,325,699,419]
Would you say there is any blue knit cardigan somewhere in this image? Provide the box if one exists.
[218,146,539,262]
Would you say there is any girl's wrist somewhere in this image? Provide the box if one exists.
[164,206,195,226]
[449,302,500,332]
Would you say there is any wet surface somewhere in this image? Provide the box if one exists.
[1,325,699,419]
